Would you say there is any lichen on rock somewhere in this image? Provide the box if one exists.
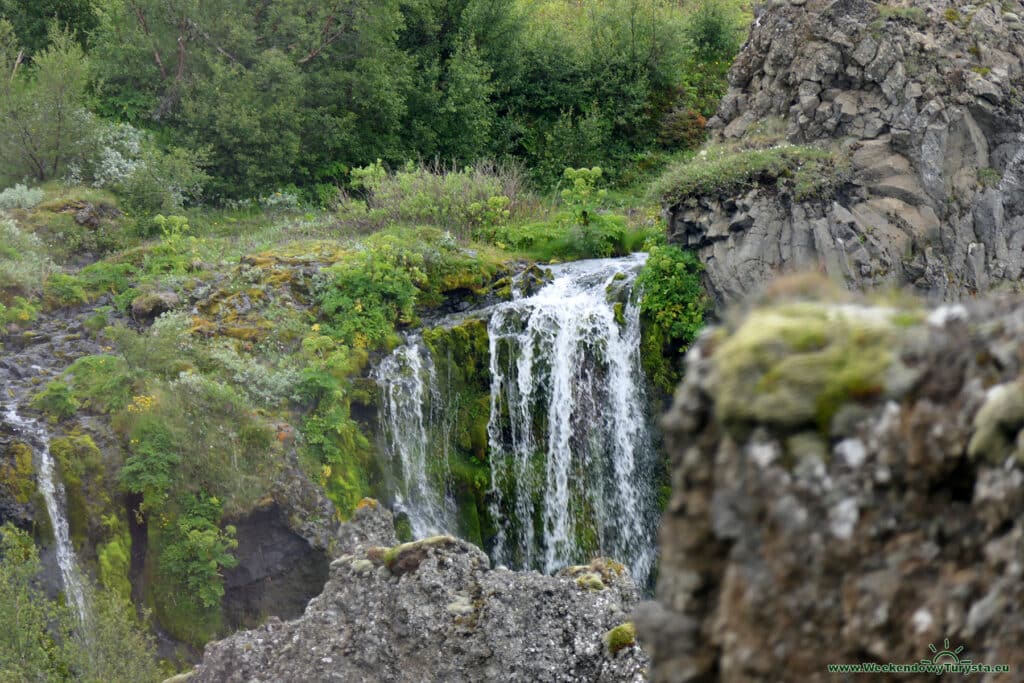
[638,289,1024,680]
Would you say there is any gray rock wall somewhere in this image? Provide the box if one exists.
[670,0,1024,304]
[637,286,1024,681]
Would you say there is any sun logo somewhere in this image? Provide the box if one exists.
[922,638,971,670]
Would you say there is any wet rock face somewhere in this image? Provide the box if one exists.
[637,290,1024,681]
[194,502,648,683]
[671,0,1024,303]
[221,504,330,630]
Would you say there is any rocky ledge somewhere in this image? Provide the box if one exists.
[638,281,1024,681]
[192,501,648,682]
[667,0,1024,303]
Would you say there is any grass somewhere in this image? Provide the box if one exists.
[650,143,849,206]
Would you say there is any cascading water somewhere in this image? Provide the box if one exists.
[2,405,87,620]
[374,343,455,538]
[486,253,657,584]
[374,253,659,585]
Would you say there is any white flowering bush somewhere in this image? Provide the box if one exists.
[0,184,44,210]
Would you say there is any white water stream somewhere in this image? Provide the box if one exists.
[375,254,658,584]
[3,405,87,620]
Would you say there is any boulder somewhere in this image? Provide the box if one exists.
[193,503,648,683]
[638,284,1024,681]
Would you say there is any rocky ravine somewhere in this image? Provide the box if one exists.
[192,501,648,683]
[637,283,1024,681]
[670,0,1024,303]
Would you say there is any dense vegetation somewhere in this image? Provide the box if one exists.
[0,0,747,201]
[0,0,747,676]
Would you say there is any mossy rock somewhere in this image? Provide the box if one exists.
[1,441,36,504]
[711,302,900,434]
[968,381,1024,464]
[382,535,462,576]
[604,622,636,655]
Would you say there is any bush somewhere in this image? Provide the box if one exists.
[159,494,238,610]
[30,380,80,420]
[0,219,52,297]
[0,184,44,210]
[637,245,709,391]
[65,355,135,413]
[344,160,528,237]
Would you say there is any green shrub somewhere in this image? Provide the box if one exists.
[159,494,238,610]
[30,380,80,420]
[344,160,528,238]
[637,245,709,391]
[0,296,39,325]
[43,272,88,307]
[65,355,135,413]
[0,183,44,209]
[0,219,52,297]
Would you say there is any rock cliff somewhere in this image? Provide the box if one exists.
[637,282,1024,680]
[666,0,1024,303]
[192,501,648,682]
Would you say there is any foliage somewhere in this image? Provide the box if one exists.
[65,354,135,413]
[119,409,180,508]
[30,379,81,420]
[650,145,848,205]
[0,23,93,184]
[159,494,238,610]
[637,245,708,391]
[345,160,527,237]
[83,0,736,195]
[0,218,52,298]
[0,183,44,209]
[0,0,98,56]
[0,296,39,326]
[70,120,210,215]
[0,524,160,682]
[0,523,68,680]
[43,271,88,307]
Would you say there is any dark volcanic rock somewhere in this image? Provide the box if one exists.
[638,286,1024,681]
[669,0,1024,304]
[193,502,648,683]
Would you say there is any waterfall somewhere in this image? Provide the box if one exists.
[3,405,87,620]
[374,254,658,585]
[374,343,455,538]
[486,254,657,583]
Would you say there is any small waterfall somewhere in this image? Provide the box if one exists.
[373,254,659,585]
[3,405,87,620]
[486,254,657,583]
[374,343,455,537]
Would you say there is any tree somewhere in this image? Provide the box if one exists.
[0,524,161,683]
[0,0,98,56]
[0,23,92,184]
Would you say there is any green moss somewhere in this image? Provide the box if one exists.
[1,442,36,504]
[382,535,460,575]
[97,522,132,600]
[604,622,636,655]
[712,303,899,435]
[50,434,106,554]
[877,5,928,26]
[651,144,848,206]
[575,573,606,591]
[967,381,1024,464]
[393,515,414,543]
